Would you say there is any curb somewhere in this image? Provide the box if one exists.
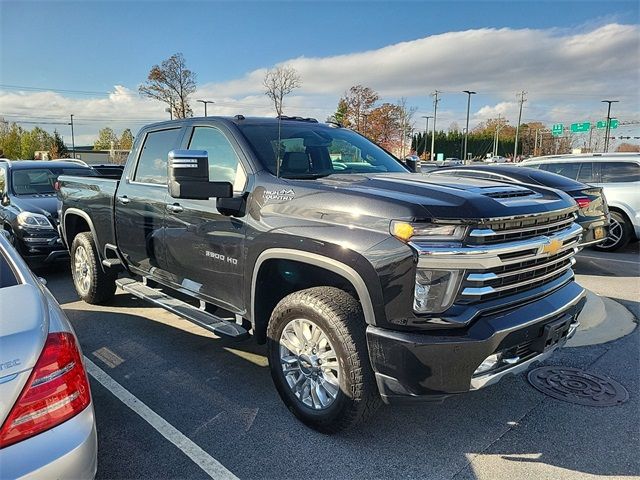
[567,290,637,347]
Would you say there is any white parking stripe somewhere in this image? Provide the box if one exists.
[577,254,638,265]
[84,357,239,480]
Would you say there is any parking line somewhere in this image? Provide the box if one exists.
[84,357,238,480]
[577,255,638,265]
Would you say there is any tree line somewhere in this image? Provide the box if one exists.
[0,123,67,159]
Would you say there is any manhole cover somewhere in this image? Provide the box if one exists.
[528,366,628,406]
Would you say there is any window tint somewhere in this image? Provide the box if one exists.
[600,162,640,183]
[134,128,181,184]
[188,127,246,192]
[540,162,580,180]
[577,162,595,183]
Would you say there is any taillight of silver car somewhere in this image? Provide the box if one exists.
[0,332,91,449]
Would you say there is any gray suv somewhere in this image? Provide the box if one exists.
[522,154,640,251]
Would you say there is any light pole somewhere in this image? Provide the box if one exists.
[197,99,214,117]
[362,113,369,137]
[431,91,440,162]
[462,90,476,163]
[602,100,619,153]
[69,114,75,159]
[421,115,433,160]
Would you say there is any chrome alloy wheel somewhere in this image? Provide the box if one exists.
[74,245,91,294]
[279,318,340,410]
[600,217,622,249]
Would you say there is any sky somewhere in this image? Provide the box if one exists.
[1,0,639,147]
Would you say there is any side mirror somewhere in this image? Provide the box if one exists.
[404,157,421,173]
[1,194,9,206]
[168,150,233,200]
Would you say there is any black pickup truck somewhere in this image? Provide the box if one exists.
[59,116,586,433]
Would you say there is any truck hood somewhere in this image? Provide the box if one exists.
[11,194,59,220]
[295,172,574,221]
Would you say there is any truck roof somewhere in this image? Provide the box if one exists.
[139,115,329,131]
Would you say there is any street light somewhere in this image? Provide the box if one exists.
[421,115,433,160]
[602,100,619,153]
[462,90,476,163]
[69,114,75,159]
[197,99,214,117]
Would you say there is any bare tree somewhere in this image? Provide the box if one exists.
[139,53,197,119]
[263,66,302,116]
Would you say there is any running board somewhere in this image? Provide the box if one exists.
[116,278,249,339]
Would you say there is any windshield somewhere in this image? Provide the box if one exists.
[237,123,408,178]
[11,167,94,195]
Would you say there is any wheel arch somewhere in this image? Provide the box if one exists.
[250,249,377,344]
[63,208,103,259]
[607,206,636,239]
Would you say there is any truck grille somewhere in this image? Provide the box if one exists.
[468,209,577,245]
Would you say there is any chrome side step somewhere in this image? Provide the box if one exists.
[115,278,249,339]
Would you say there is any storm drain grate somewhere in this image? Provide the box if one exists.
[528,366,629,407]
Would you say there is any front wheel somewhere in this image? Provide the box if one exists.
[267,287,381,433]
[70,232,116,304]
[594,211,632,251]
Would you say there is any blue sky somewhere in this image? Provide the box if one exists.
[1,1,639,145]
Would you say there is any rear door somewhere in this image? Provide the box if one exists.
[163,124,249,312]
[115,127,183,277]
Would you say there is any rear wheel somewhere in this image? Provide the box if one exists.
[267,287,381,433]
[70,232,116,304]
[595,211,632,251]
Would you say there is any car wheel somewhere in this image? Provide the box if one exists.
[70,232,116,304]
[267,287,381,433]
[594,211,632,252]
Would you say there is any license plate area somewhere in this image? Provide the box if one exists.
[594,226,606,240]
[531,315,573,353]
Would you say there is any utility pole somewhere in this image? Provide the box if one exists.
[197,99,214,117]
[362,113,369,138]
[602,100,619,153]
[69,114,75,159]
[430,91,440,162]
[534,129,539,156]
[463,90,476,163]
[493,114,502,156]
[513,90,527,161]
[421,115,432,160]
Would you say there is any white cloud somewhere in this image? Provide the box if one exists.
[1,23,638,144]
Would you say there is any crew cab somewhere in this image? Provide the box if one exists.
[59,116,586,433]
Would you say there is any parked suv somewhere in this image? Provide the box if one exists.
[0,159,95,264]
[522,154,640,251]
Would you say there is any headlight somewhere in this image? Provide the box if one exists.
[16,212,53,229]
[413,269,462,314]
[391,221,466,242]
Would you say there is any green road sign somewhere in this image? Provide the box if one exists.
[570,122,591,133]
[596,119,619,129]
[552,123,564,136]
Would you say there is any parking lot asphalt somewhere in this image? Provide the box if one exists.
[39,245,639,480]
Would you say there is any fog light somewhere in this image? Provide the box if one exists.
[474,353,501,376]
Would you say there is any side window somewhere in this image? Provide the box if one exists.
[577,162,595,183]
[542,162,580,180]
[188,127,246,192]
[134,128,181,184]
[600,162,640,183]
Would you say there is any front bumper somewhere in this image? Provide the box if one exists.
[16,228,68,263]
[367,281,586,404]
[0,403,97,480]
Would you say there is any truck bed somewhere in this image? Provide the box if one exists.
[58,175,120,254]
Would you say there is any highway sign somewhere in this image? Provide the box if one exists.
[552,123,564,136]
[570,122,591,133]
[596,119,619,129]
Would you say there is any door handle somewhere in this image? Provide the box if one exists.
[166,204,184,214]
[117,195,130,205]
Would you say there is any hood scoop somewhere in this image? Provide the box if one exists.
[480,185,535,199]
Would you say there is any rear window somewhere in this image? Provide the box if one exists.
[11,167,95,195]
[601,162,640,183]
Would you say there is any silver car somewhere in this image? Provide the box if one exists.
[0,233,97,479]
[521,153,640,251]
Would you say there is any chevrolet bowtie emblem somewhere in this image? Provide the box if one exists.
[541,239,563,255]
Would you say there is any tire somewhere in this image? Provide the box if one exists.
[594,211,632,252]
[267,287,381,433]
[70,232,116,304]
